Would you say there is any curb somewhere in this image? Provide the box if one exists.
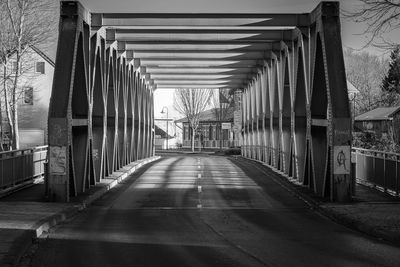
[318,205,400,246]
[237,156,400,246]
[6,156,160,266]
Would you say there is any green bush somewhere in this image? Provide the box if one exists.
[353,132,400,153]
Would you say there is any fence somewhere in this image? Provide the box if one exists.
[352,147,399,196]
[0,145,47,189]
[183,140,239,149]
[241,145,399,196]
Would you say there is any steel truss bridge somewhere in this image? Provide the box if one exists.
[48,1,351,202]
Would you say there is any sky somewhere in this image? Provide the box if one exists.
[80,0,399,119]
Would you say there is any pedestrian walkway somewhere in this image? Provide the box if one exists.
[240,156,400,246]
[320,184,400,244]
[0,156,160,267]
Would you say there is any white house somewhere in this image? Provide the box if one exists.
[1,46,55,148]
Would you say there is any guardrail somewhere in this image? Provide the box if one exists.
[183,140,239,148]
[352,147,399,196]
[0,145,47,189]
[242,145,399,196]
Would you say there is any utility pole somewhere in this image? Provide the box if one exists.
[161,106,169,150]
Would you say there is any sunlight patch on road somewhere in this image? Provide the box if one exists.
[134,183,162,189]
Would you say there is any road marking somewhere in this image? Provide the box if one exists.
[197,204,202,209]
[198,165,201,169]
[198,185,202,193]
[198,173,201,179]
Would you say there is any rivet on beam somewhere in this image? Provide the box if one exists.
[139,66,146,74]
[60,1,90,24]
[105,29,117,49]
[126,50,134,61]
[134,58,141,69]
[91,13,103,29]
[117,41,126,52]
[106,29,116,42]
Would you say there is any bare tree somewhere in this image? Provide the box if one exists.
[344,48,388,115]
[210,88,235,149]
[174,88,213,151]
[210,88,235,121]
[0,0,57,150]
[344,0,400,49]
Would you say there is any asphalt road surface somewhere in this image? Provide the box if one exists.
[25,155,400,266]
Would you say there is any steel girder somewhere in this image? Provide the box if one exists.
[241,2,352,202]
[47,1,154,202]
[48,1,351,202]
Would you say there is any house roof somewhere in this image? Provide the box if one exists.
[30,46,55,67]
[355,106,400,121]
[347,81,359,95]
[154,125,173,139]
[2,45,55,67]
[175,108,234,123]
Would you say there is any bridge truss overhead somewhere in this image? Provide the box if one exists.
[48,1,351,202]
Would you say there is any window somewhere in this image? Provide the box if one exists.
[24,87,33,105]
[12,61,18,72]
[203,125,209,141]
[8,61,18,74]
[184,125,189,141]
[36,62,45,74]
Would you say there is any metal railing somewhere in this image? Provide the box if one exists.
[182,140,239,148]
[352,147,399,196]
[0,145,47,189]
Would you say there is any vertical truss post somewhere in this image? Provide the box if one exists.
[48,1,92,201]
[239,2,351,202]
[311,2,351,201]
[48,1,155,202]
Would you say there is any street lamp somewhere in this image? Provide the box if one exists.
[161,106,168,150]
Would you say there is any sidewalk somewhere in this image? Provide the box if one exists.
[240,156,400,246]
[0,156,160,267]
[320,184,400,245]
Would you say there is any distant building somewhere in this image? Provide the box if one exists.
[175,108,238,149]
[154,125,175,150]
[354,106,400,143]
[1,46,55,148]
[347,80,359,99]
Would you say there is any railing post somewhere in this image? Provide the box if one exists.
[12,151,15,187]
[373,151,376,189]
[383,152,387,193]
[397,155,399,196]
[352,149,356,196]
[0,154,2,188]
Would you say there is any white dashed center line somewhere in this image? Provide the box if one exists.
[197,158,202,209]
